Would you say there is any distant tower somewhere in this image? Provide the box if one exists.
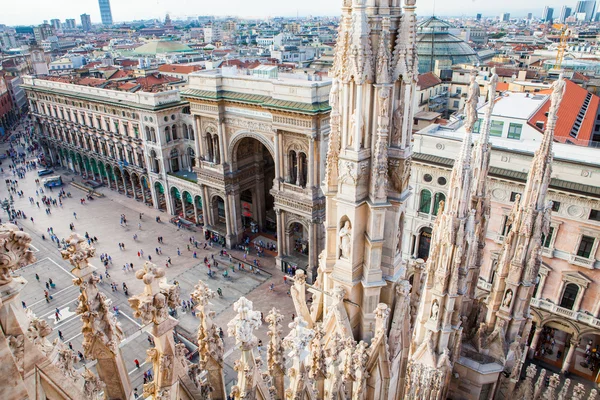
[165,13,172,27]
[98,0,113,25]
[80,13,92,32]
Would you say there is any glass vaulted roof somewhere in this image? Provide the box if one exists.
[416,16,480,74]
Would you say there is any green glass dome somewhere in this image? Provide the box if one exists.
[416,17,480,73]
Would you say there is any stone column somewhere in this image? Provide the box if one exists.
[194,116,204,162]
[216,123,225,165]
[130,175,137,200]
[276,209,284,269]
[202,185,211,227]
[224,192,233,245]
[193,200,199,224]
[266,309,286,400]
[528,326,543,359]
[308,220,317,282]
[308,138,315,188]
[213,136,219,164]
[62,233,132,400]
[561,338,579,374]
[273,130,280,189]
[296,154,302,186]
[181,195,187,218]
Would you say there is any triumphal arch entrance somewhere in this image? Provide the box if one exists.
[182,67,331,279]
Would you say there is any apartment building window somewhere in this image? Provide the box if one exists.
[560,283,579,310]
[114,121,119,134]
[453,100,459,108]
[507,123,522,140]
[590,209,600,222]
[541,227,555,248]
[133,126,139,139]
[501,216,512,236]
[473,119,482,133]
[552,202,561,212]
[577,235,595,258]
[419,189,432,213]
[104,118,110,130]
[490,121,504,137]
[96,117,101,129]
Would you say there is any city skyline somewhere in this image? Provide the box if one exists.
[0,0,593,26]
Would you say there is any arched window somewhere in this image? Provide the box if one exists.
[145,126,151,141]
[189,125,194,140]
[170,148,180,172]
[150,150,159,173]
[560,283,579,310]
[432,192,446,216]
[183,124,189,139]
[172,125,178,140]
[187,147,196,168]
[289,151,297,184]
[419,189,432,213]
[206,133,214,161]
[165,126,171,143]
[150,127,156,142]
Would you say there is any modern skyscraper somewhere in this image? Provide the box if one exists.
[559,6,572,23]
[65,19,76,29]
[542,6,554,22]
[80,14,92,31]
[476,13,482,21]
[500,12,511,22]
[98,0,113,26]
[527,12,533,20]
[50,19,61,30]
[576,0,596,21]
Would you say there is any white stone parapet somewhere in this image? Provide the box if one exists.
[21,75,181,107]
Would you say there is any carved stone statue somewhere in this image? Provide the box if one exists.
[430,300,439,320]
[464,70,480,133]
[82,367,105,400]
[0,223,35,285]
[339,221,352,259]
[503,290,513,308]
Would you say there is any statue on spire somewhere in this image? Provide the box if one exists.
[464,70,480,133]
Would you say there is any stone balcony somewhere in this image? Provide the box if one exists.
[568,254,596,269]
[530,297,600,329]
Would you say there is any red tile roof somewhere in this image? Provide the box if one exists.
[158,64,202,74]
[527,79,599,146]
[417,72,442,90]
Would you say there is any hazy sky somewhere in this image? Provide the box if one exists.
[0,0,581,26]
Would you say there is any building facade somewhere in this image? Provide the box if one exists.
[405,122,600,386]
[22,76,201,223]
[80,13,92,32]
[181,68,331,279]
[98,0,113,26]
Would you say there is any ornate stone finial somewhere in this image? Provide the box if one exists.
[533,368,547,399]
[589,389,599,400]
[572,383,586,400]
[128,262,179,325]
[227,297,262,348]
[283,316,315,360]
[26,314,54,356]
[543,373,560,400]
[0,223,35,285]
[82,367,105,400]
[55,341,80,383]
[192,280,224,367]
[558,378,571,400]
[266,308,285,373]
[374,303,390,338]
[61,233,95,271]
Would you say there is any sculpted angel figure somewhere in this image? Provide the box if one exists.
[339,221,352,259]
